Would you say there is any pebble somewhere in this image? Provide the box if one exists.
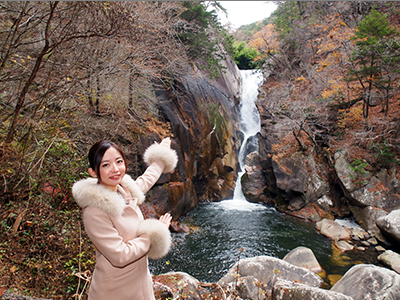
[375,246,386,252]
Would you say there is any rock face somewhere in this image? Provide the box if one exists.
[330,264,400,300]
[242,103,400,245]
[241,150,270,203]
[246,109,334,218]
[138,59,242,219]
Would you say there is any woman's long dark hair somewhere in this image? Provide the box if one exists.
[88,140,127,180]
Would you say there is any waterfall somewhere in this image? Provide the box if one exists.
[233,69,263,201]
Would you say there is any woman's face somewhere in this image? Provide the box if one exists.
[97,146,126,191]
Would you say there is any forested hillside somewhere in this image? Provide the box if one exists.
[238,0,400,248]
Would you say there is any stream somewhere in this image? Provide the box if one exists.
[149,70,379,284]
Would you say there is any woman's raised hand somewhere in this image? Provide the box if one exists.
[159,137,171,148]
[159,213,172,228]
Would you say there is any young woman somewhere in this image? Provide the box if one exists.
[72,137,178,300]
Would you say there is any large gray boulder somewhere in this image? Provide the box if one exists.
[376,209,400,244]
[218,256,323,299]
[272,279,354,300]
[330,264,400,300]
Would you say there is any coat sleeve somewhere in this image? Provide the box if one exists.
[83,207,151,268]
[135,161,166,194]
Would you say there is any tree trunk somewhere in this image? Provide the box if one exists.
[5,2,58,144]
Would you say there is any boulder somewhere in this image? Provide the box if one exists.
[376,209,400,244]
[272,279,354,300]
[333,240,354,252]
[282,246,323,273]
[378,250,400,274]
[330,264,400,300]
[153,271,225,300]
[315,219,351,241]
[351,206,388,237]
[241,151,269,203]
[217,256,323,299]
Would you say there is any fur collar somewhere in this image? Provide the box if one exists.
[72,174,145,217]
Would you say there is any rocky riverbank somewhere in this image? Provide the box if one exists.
[152,217,400,300]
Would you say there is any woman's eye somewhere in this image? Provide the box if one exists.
[117,159,124,164]
[101,163,109,168]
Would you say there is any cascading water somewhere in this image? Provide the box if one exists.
[220,69,264,210]
[233,69,263,201]
[149,70,376,284]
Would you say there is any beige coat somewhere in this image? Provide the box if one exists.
[72,143,178,300]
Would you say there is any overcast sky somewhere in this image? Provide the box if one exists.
[216,1,278,29]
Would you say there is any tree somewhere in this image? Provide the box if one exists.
[232,41,259,69]
[346,7,399,118]
[177,1,232,78]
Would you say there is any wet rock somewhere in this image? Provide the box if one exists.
[217,256,323,299]
[315,219,351,241]
[376,209,400,245]
[334,240,354,252]
[283,246,323,273]
[331,264,400,300]
[367,237,378,245]
[169,221,190,233]
[378,250,400,274]
[361,241,370,247]
[350,226,367,240]
[375,246,386,252]
[272,278,353,300]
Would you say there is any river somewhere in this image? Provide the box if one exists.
[149,70,379,285]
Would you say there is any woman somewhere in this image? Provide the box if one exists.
[72,137,178,300]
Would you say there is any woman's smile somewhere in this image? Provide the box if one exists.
[98,147,126,191]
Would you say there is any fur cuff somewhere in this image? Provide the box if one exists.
[138,219,171,260]
[143,143,178,174]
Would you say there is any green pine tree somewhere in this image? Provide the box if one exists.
[346,7,400,118]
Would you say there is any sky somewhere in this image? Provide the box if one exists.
[216,1,278,29]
